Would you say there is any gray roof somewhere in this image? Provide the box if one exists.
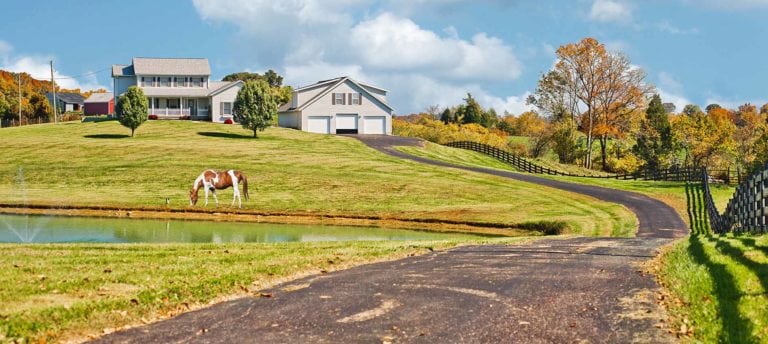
[47,92,85,104]
[285,77,393,113]
[112,64,134,77]
[132,57,210,76]
[137,81,240,98]
[84,92,113,103]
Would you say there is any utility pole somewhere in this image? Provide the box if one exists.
[50,60,57,124]
[18,73,22,126]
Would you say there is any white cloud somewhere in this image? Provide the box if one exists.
[0,41,106,90]
[0,40,12,57]
[656,21,699,35]
[349,13,521,81]
[656,72,689,112]
[192,1,526,113]
[589,0,632,23]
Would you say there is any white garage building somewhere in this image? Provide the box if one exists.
[277,77,393,135]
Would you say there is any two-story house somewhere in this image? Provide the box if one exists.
[112,57,243,123]
[277,77,394,135]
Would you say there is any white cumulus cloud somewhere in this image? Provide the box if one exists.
[191,0,525,113]
[0,40,106,90]
[589,0,632,23]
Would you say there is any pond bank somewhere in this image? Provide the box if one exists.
[0,204,531,237]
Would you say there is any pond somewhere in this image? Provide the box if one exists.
[0,214,480,243]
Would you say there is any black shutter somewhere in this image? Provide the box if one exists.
[332,93,336,105]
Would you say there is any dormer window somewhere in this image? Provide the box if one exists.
[333,93,346,105]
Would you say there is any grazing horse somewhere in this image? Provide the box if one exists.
[189,170,249,208]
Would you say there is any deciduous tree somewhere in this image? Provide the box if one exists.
[116,86,148,137]
[233,80,277,138]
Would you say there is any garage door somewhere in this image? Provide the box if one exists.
[363,116,386,135]
[335,114,358,134]
[307,116,330,134]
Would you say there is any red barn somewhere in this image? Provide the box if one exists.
[84,93,114,115]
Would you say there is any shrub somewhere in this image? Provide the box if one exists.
[148,114,158,120]
[224,118,234,124]
[393,117,508,149]
[179,115,190,120]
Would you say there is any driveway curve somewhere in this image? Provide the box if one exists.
[94,136,688,344]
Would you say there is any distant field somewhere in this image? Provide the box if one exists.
[0,121,635,235]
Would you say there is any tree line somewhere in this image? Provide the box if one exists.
[400,37,768,176]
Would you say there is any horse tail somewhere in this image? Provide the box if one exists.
[242,174,249,201]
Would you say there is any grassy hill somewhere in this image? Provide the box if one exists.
[0,120,636,236]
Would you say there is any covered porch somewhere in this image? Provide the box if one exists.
[148,97,210,120]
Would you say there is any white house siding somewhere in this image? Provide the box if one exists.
[300,80,392,135]
[210,85,242,123]
[278,112,300,129]
[114,76,137,98]
[294,85,327,108]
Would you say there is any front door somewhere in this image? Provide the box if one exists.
[187,99,196,118]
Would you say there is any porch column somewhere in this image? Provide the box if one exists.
[181,97,184,117]
[151,97,154,115]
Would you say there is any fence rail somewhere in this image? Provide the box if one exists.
[703,165,768,234]
[445,141,705,182]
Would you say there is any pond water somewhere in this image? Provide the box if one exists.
[0,214,479,243]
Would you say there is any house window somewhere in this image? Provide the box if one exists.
[141,77,154,87]
[333,93,345,105]
[222,102,232,115]
[191,77,203,87]
[350,93,361,105]
[168,98,180,109]
[159,77,171,87]
[174,77,187,87]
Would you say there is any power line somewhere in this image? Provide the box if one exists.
[16,67,111,81]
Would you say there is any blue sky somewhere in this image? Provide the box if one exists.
[1,0,767,114]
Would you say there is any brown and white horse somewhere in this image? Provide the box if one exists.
[189,170,249,208]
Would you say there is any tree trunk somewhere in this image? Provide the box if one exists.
[131,128,135,137]
[585,110,594,170]
[599,135,608,171]
[253,128,258,138]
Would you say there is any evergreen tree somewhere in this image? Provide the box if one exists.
[116,86,148,137]
[460,93,484,125]
[233,79,277,138]
[439,107,453,124]
[633,94,672,171]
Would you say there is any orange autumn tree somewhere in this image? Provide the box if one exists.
[537,38,652,170]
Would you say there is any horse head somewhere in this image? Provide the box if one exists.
[189,188,199,206]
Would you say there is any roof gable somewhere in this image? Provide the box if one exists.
[132,57,210,76]
[294,77,393,112]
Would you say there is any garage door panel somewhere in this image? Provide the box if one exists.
[307,116,330,134]
[363,116,386,135]
[336,114,358,134]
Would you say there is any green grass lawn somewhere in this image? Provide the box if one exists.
[0,121,635,235]
[0,237,521,342]
[0,121,645,341]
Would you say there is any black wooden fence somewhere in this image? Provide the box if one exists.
[703,164,768,234]
[445,141,699,182]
